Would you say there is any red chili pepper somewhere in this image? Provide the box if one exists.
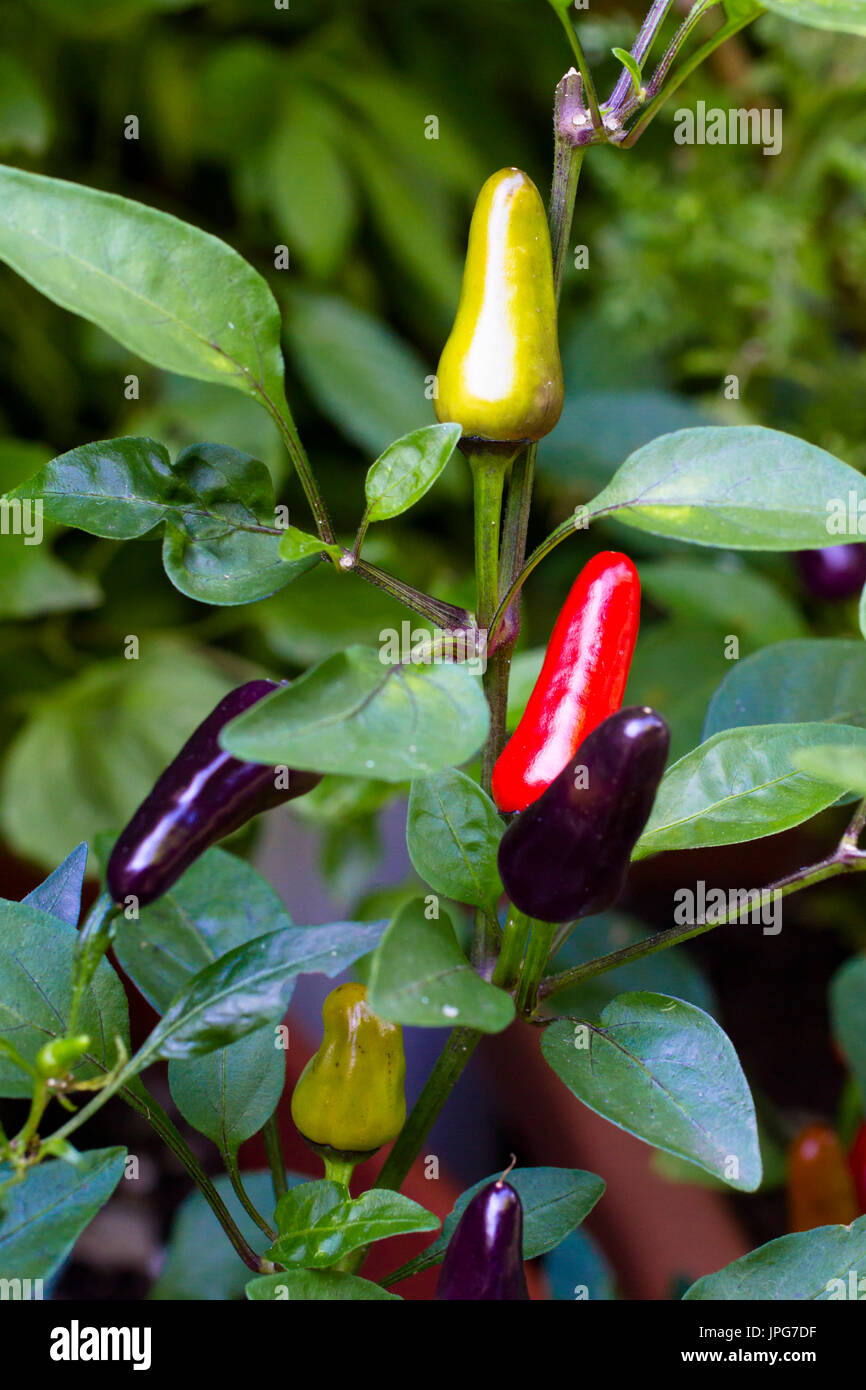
[492,551,640,813]
[786,1123,859,1233]
[849,1121,866,1215]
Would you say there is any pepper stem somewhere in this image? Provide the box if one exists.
[465,442,514,794]
[515,920,557,1016]
[323,1155,358,1190]
[491,908,532,990]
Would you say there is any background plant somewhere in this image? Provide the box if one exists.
[0,0,866,1301]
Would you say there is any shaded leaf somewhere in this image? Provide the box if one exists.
[368,899,514,1032]
[542,992,762,1190]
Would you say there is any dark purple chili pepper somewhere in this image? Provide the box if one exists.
[795,545,866,600]
[435,1180,529,1301]
[497,705,669,924]
[106,680,321,907]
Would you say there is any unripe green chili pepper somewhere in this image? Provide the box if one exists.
[498,706,669,924]
[435,1179,529,1300]
[493,551,641,813]
[787,1123,859,1232]
[291,983,406,1162]
[434,168,563,445]
[35,1035,90,1080]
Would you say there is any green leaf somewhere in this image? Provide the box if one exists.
[247,1269,401,1301]
[151,1171,304,1300]
[543,1228,617,1301]
[364,423,461,523]
[0,55,53,157]
[0,642,232,868]
[221,645,488,783]
[265,92,357,280]
[407,770,503,911]
[684,1216,866,1300]
[635,722,866,859]
[790,744,866,793]
[169,1033,285,1156]
[0,164,291,420]
[278,526,340,564]
[285,289,432,455]
[625,623,734,763]
[162,443,314,604]
[860,583,866,641]
[351,129,462,320]
[760,0,866,36]
[0,1148,127,1280]
[114,848,294,1154]
[703,639,866,740]
[0,903,129,1097]
[137,921,388,1065]
[22,843,88,927]
[589,426,866,549]
[387,1166,605,1283]
[0,535,100,619]
[10,437,177,539]
[829,957,866,1105]
[542,993,762,1191]
[367,899,514,1032]
[611,47,644,96]
[639,559,805,647]
[723,0,766,18]
[268,1181,438,1269]
[10,438,314,605]
[113,848,292,1012]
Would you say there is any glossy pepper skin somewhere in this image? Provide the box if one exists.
[849,1122,866,1215]
[786,1124,859,1232]
[434,168,563,444]
[435,1180,529,1300]
[795,544,866,600]
[498,706,669,924]
[492,551,641,813]
[106,680,321,907]
[291,983,406,1156]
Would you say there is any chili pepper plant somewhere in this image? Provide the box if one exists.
[1,0,866,1303]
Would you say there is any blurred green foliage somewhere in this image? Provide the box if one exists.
[0,0,864,881]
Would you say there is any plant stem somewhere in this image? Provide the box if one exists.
[264,400,336,545]
[621,8,758,145]
[263,1113,288,1204]
[551,8,602,129]
[516,921,556,1015]
[538,842,866,1005]
[607,0,676,113]
[351,557,476,637]
[373,1027,483,1193]
[69,894,121,1034]
[492,909,532,989]
[467,447,509,793]
[124,1084,265,1272]
[224,1148,276,1241]
[323,1155,357,1189]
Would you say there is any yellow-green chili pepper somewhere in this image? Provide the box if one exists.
[35,1035,90,1080]
[290,983,406,1158]
[435,167,563,445]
